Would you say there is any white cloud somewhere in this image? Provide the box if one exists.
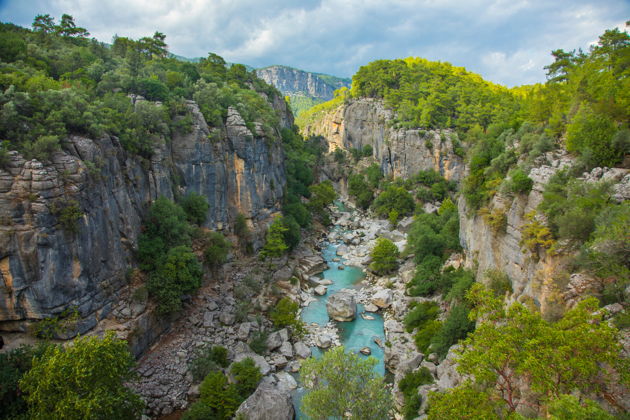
[0,0,627,85]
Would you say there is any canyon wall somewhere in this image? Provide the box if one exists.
[0,97,291,347]
[301,98,465,182]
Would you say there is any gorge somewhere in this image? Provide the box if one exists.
[0,14,628,420]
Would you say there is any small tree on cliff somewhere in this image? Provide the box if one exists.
[259,216,288,261]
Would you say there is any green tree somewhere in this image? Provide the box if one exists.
[203,231,231,270]
[301,346,392,420]
[229,358,262,400]
[428,284,627,417]
[148,245,202,314]
[370,237,400,275]
[180,192,209,225]
[372,185,415,219]
[19,332,143,420]
[270,297,305,336]
[260,216,288,260]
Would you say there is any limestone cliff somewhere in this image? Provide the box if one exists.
[301,98,465,182]
[0,98,290,348]
[255,65,350,101]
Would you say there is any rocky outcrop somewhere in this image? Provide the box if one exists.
[0,98,290,347]
[458,150,630,318]
[300,98,465,182]
[256,65,350,101]
[235,378,295,420]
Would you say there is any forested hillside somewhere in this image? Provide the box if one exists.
[0,14,282,163]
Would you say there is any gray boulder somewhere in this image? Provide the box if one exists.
[371,289,393,309]
[266,331,283,351]
[233,353,271,376]
[316,334,332,349]
[326,291,356,322]
[294,341,312,359]
[235,382,295,420]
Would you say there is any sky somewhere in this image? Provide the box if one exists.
[0,0,628,87]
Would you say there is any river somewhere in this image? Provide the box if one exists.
[292,209,387,418]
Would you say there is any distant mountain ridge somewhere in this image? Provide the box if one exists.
[255,65,351,115]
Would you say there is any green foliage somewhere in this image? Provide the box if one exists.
[203,231,231,269]
[147,245,202,314]
[180,192,209,225]
[249,330,269,355]
[405,202,461,297]
[51,198,83,234]
[350,57,520,132]
[547,395,614,420]
[441,284,628,417]
[505,168,533,195]
[372,185,415,219]
[0,343,51,419]
[19,332,143,420]
[230,358,262,400]
[269,297,304,336]
[427,383,499,420]
[280,215,301,250]
[520,210,557,258]
[308,180,337,223]
[188,371,241,420]
[189,345,229,382]
[348,173,374,210]
[234,213,253,254]
[413,320,442,354]
[430,304,474,358]
[139,197,191,266]
[260,216,289,260]
[369,237,400,275]
[484,269,513,297]
[540,175,613,245]
[443,268,476,302]
[404,301,439,332]
[300,346,392,420]
[479,206,507,234]
[399,367,434,420]
[566,104,620,167]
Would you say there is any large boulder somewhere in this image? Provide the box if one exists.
[233,353,271,376]
[235,382,295,420]
[294,341,312,359]
[371,289,393,309]
[326,291,356,322]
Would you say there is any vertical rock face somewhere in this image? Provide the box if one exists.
[301,98,464,182]
[256,65,351,100]
[0,99,289,334]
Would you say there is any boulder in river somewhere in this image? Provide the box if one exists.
[326,291,356,322]
[336,244,349,256]
[316,334,333,349]
[360,347,372,355]
[314,285,328,296]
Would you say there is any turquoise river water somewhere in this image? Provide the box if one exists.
[292,222,387,418]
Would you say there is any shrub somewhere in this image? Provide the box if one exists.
[484,269,512,297]
[180,192,209,225]
[369,237,400,275]
[404,301,439,332]
[430,304,474,358]
[194,371,241,420]
[281,215,301,250]
[372,185,415,219]
[362,144,373,156]
[479,206,507,234]
[406,255,443,297]
[52,199,83,234]
[444,269,476,303]
[203,231,231,269]
[260,216,288,260]
[270,297,304,336]
[147,245,202,314]
[189,345,229,383]
[520,211,556,258]
[230,358,262,400]
[505,168,533,195]
[413,320,442,353]
[249,330,269,355]
[398,367,434,420]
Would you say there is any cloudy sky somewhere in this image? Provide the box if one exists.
[1,0,628,86]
